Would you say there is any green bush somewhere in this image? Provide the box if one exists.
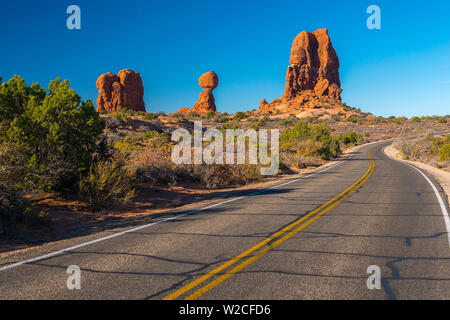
[1,76,104,191]
[233,112,247,121]
[206,111,216,119]
[0,184,29,231]
[257,114,270,127]
[141,130,170,148]
[0,142,34,230]
[337,132,361,146]
[114,108,133,120]
[114,136,142,152]
[142,113,159,120]
[280,121,341,160]
[429,135,450,156]
[187,111,200,118]
[170,112,185,121]
[346,115,360,123]
[439,144,450,162]
[78,160,136,210]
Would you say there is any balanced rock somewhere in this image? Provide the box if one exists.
[193,71,218,114]
[96,69,145,113]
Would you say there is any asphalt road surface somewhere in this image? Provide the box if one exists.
[1,141,449,300]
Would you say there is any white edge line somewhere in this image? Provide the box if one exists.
[0,146,362,272]
[405,163,450,249]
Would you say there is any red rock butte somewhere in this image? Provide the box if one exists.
[259,29,342,114]
[96,69,145,113]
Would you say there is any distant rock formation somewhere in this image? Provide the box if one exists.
[258,99,273,114]
[176,71,219,115]
[259,29,342,114]
[193,71,218,114]
[96,69,145,113]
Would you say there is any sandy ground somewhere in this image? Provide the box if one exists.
[384,144,450,203]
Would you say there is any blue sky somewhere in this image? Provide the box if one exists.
[0,0,449,117]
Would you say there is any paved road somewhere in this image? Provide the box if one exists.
[0,141,449,300]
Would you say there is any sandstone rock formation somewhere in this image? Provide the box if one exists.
[283,29,341,100]
[258,99,274,114]
[193,71,218,114]
[258,29,342,114]
[176,71,219,115]
[96,69,145,113]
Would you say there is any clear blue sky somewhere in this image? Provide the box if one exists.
[1,0,449,117]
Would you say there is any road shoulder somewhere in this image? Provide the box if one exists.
[384,144,450,204]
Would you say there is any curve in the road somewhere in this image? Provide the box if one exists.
[165,150,375,300]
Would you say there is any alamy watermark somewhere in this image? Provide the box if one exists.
[66,265,81,290]
[171,121,280,175]
[367,5,381,30]
[367,265,381,289]
[66,5,81,30]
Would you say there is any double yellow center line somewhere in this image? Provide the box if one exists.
[164,150,375,300]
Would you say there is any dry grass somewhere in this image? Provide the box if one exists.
[393,135,450,172]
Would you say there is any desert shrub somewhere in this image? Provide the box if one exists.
[186,164,261,188]
[213,114,228,123]
[0,142,49,231]
[131,147,263,189]
[429,135,450,155]
[104,116,126,130]
[346,115,360,123]
[187,111,200,118]
[437,117,448,124]
[141,130,170,148]
[142,113,159,120]
[223,122,241,130]
[439,144,450,162]
[410,116,421,123]
[170,112,185,121]
[398,141,421,160]
[0,184,30,232]
[337,132,361,146]
[280,121,340,160]
[296,139,322,157]
[0,142,38,230]
[1,76,104,191]
[281,152,324,171]
[206,111,216,119]
[114,108,133,121]
[317,138,340,159]
[233,112,247,121]
[114,136,142,153]
[131,148,177,185]
[78,160,136,210]
[257,114,270,127]
[330,114,341,122]
[280,119,294,127]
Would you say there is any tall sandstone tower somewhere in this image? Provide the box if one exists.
[259,29,342,114]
